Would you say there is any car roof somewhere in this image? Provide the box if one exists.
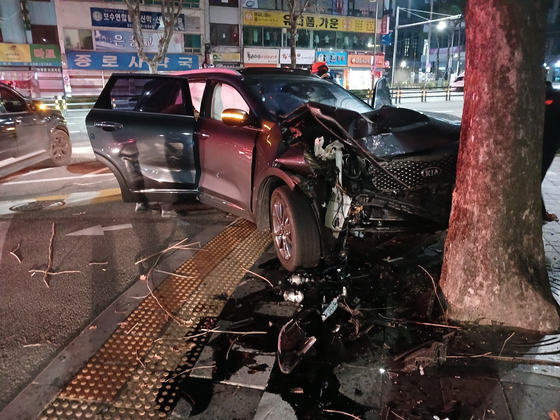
[172,67,313,78]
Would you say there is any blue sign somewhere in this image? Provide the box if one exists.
[315,51,348,67]
[90,8,185,31]
[66,51,199,71]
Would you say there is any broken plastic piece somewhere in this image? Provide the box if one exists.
[321,296,339,321]
[283,290,304,303]
[277,320,317,374]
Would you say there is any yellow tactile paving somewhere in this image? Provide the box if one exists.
[37,219,271,419]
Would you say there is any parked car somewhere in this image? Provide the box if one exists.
[450,73,465,92]
[0,84,71,178]
[86,68,460,271]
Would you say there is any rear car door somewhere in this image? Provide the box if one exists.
[0,85,48,158]
[196,81,259,215]
[86,75,197,203]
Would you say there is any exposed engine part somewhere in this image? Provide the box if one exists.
[283,290,305,303]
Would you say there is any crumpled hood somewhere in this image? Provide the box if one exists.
[281,102,461,159]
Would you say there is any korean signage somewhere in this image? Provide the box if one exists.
[212,52,241,62]
[93,30,183,53]
[316,51,347,67]
[243,10,376,33]
[374,52,386,69]
[66,51,199,71]
[279,49,315,65]
[91,8,186,32]
[243,48,279,65]
[381,15,390,35]
[0,43,61,66]
[348,53,373,68]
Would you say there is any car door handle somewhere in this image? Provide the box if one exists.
[195,132,209,139]
[94,121,123,131]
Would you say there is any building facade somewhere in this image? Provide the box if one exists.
[0,0,63,97]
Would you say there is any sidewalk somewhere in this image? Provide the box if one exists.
[2,163,560,420]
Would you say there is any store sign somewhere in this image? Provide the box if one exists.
[212,52,241,62]
[93,29,183,53]
[244,48,279,65]
[316,51,347,67]
[66,51,199,71]
[241,0,259,8]
[0,71,34,81]
[90,8,185,31]
[279,49,315,65]
[374,52,385,69]
[0,43,32,65]
[31,44,62,66]
[381,15,390,35]
[348,53,373,67]
[243,10,376,33]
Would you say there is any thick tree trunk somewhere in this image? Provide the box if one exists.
[440,0,560,332]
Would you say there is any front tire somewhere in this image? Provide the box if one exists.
[270,186,321,271]
[49,129,72,166]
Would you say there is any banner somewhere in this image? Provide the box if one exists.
[316,51,348,67]
[0,43,32,64]
[91,8,186,31]
[243,10,376,33]
[243,48,279,65]
[93,29,183,53]
[66,51,199,71]
[279,49,315,65]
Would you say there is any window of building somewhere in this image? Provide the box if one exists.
[264,28,283,47]
[209,0,238,6]
[411,37,418,57]
[184,34,202,53]
[31,25,58,45]
[244,26,263,46]
[210,24,239,46]
[339,32,374,50]
[64,29,93,51]
[404,38,410,57]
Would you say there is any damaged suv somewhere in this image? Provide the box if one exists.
[86,68,460,271]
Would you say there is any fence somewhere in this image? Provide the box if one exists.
[350,87,464,106]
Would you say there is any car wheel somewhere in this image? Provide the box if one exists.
[270,186,321,271]
[49,129,72,166]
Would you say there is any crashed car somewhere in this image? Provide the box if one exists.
[86,68,460,271]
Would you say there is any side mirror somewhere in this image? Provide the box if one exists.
[372,77,393,109]
[221,108,253,127]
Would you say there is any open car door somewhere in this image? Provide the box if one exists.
[86,74,198,203]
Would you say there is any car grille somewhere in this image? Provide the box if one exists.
[370,154,457,192]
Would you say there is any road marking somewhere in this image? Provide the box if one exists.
[0,173,113,186]
[67,224,133,236]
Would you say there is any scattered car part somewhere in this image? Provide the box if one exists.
[277,319,317,374]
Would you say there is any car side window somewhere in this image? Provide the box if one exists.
[109,77,187,115]
[0,87,28,113]
[211,83,249,121]
[189,81,206,116]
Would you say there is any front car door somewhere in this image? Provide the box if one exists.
[86,75,197,203]
[196,81,260,218]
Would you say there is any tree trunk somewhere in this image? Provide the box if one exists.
[440,0,560,332]
[288,0,298,69]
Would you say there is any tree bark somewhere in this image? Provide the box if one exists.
[440,0,560,332]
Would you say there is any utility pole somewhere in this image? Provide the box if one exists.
[426,0,433,78]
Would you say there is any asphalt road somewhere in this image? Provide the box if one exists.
[0,96,465,411]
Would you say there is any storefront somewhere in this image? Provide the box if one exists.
[279,48,315,69]
[316,51,347,86]
[347,53,374,90]
[0,43,63,98]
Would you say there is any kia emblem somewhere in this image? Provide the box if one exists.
[421,167,442,177]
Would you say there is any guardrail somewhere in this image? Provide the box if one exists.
[350,87,464,106]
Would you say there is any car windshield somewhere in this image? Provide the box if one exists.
[243,74,372,117]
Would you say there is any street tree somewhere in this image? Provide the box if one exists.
[287,0,311,68]
[124,0,183,74]
[440,0,560,332]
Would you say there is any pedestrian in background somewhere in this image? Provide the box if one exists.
[542,81,560,222]
[311,61,333,81]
